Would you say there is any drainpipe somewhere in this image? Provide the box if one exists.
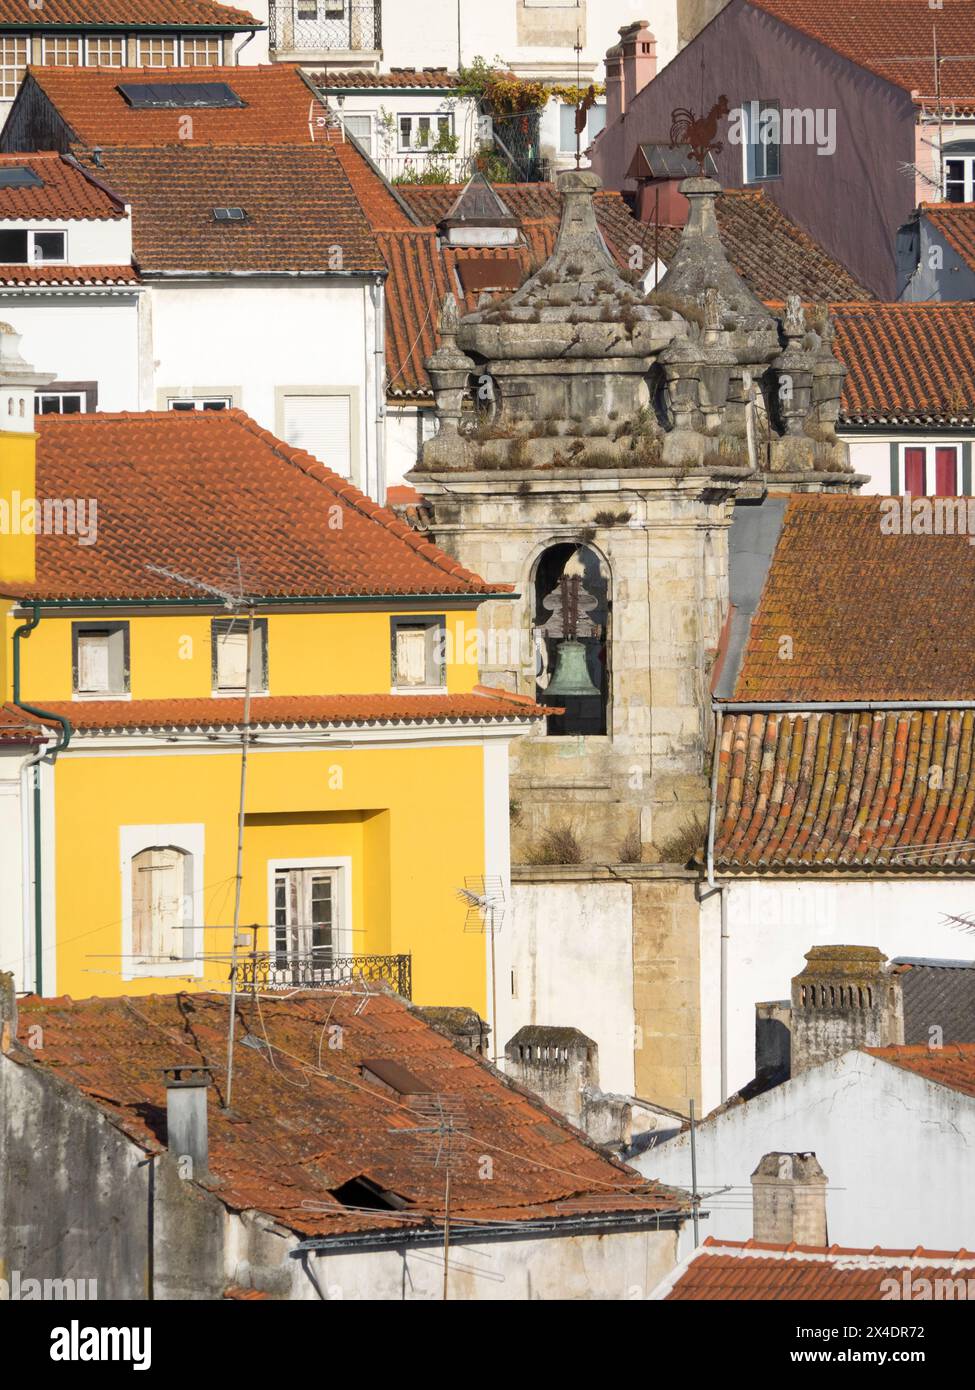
[372,275,387,503]
[233,29,257,64]
[13,602,72,996]
[696,709,728,1102]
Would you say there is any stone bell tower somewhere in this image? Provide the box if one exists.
[408,170,856,865]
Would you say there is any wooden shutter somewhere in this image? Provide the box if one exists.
[283,394,351,474]
[216,627,249,691]
[903,447,926,495]
[77,631,110,692]
[395,626,428,686]
[935,446,958,495]
[132,847,185,959]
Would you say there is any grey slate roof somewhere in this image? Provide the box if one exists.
[895,958,975,1045]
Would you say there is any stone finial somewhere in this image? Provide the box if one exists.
[439,291,460,339]
[783,293,805,339]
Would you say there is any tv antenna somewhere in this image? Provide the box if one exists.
[146,558,257,1108]
[457,876,505,1063]
[388,1093,470,1299]
[888,24,975,196]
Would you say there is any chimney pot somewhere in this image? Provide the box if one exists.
[163,1065,211,1177]
[751,1151,828,1246]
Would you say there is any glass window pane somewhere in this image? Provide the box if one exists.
[33,231,66,262]
[0,35,28,99]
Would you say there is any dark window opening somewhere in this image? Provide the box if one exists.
[0,229,28,262]
[330,1176,409,1212]
[534,543,609,737]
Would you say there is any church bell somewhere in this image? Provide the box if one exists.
[546,638,600,700]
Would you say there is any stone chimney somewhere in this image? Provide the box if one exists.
[791,946,904,1076]
[604,39,624,126]
[620,21,656,113]
[751,1152,828,1246]
[505,1025,598,1128]
[0,971,17,1053]
[163,1065,211,1177]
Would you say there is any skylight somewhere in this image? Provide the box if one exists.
[213,207,247,222]
[0,167,43,189]
[116,82,245,110]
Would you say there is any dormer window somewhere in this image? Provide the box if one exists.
[0,229,67,264]
[944,143,975,203]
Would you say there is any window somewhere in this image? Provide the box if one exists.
[37,391,84,415]
[87,36,125,66]
[742,99,781,182]
[342,113,373,157]
[0,229,67,264]
[0,35,28,99]
[211,617,267,694]
[944,143,975,203]
[131,847,191,962]
[281,392,352,474]
[390,615,445,690]
[136,36,177,66]
[398,113,453,152]
[182,36,223,66]
[72,622,129,697]
[901,444,960,495]
[274,866,341,975]
[41,35,82,66]
[167,395,232,411]
[559,101,606,154]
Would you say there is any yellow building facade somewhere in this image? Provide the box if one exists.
[0,400,540,1036]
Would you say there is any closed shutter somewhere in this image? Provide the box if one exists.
[283,394,351,474]
[77,631,110,692]
[935,446,958,495]
[395,627,428,686]
[904,447,926,495]
[216,627,249,690]
[343,114,373,157]
[132,847,185,959]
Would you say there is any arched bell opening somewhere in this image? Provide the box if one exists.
[532,542,610,737]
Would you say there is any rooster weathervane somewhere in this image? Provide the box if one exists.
[669,94,730,174]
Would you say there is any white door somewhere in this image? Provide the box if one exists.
[274,867,342,983]
[282,394,352,475]
[132,847,186,960]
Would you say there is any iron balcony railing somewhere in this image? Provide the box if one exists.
[234,951,412,999]
[268,0,381,55]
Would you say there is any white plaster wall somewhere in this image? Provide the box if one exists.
[635,1050,975,1257]
[842,432,975,496]
[148,279,380,494]
[699,878,975,1113]
[284,1224,678,1300]
[0,296,140,412]
[386,404,435,488]
[0,750,25,985]
[0,216,132,265]
[507,880,635,1094]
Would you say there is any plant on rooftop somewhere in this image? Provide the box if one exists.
[654,816,707,868]
[618,830,643,864]
[524,823,583,866]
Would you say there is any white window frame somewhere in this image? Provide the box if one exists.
[40,34,83,66]
[897,442,965,496]
[742,99,782,183]
[397,112,454,153]
[36,389,87,415]
[85,35,126,66]
[0,229,69,265]
[0,35,28,100]
[180,34,223,66]
[276,385,359,481]
[166,395,234,411]
[266,856,353,963]
[944,151,975,203]
[120,823,205,980]
[341,112,373,156]
[136,34,178,67]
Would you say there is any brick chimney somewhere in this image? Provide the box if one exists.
[791,945,904,1076]
[163,1065,211,1178]
[620,21,656,113]
[751,1152,828,1246]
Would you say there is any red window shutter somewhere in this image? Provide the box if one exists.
[935,446,958,495]
[904,447,926,495]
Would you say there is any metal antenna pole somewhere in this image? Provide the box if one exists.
[689,1096,700,1247]
[225,604,255,1110]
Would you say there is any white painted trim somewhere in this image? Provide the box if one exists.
[265,855,353,957]
[53,725,533,754]
[119,822,206,981]
[39,755,56,997]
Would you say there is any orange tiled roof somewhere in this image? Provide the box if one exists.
[733,495,975,702]
[20,64,316,148]
[10,410,502,601]
[0,265,139,285]
[923,203,975,274]
[715,709,975,871]
[832,302,975,425]
[10,990,685,1239]
[747,0,975,101]
[0,152,124,220]
[0,0,258,21]
[323,124,416,232]
[84,142,385,274]
[314,69,461,91]
[28,690,550,733]
[0,704,47,745]
[659,1237,975,1300]
[867,1042,975,1099]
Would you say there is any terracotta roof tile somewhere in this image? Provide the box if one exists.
[322,124,416,232]
[0,152,124,220]
[832,302,975,425]
[27,691,551,733]
[0,703,47,745]
[867,1042,975,1098]
[314,69,461,91]
[660,1236,975,1300]
[0,265,139,285]
[714,710,975,871]
[733,495,975,702]
[10,990,684,1239]
[86,142,385,274]
[0,0,257,22]
[747,0,975,100]
[11,410,502,601]
[923,203,975,274]
[19,65,316,148]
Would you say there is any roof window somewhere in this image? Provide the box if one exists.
[213,207,247,222]
[117,82,245,109]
